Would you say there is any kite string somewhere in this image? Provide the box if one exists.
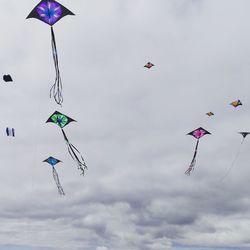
[52,167,65,195]
[220,137,245,182]
[50,26,63,106]
[185,139,199,175]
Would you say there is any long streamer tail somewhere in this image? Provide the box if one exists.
[50,26,63,106]
[62,129,87,176]
[185,140,199,175]
[52,167,65,195]
[220,138,244,182]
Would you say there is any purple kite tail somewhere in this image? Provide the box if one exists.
[185,140,199,175]
[50,26,63,106]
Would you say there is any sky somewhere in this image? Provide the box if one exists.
[1,0,250,249]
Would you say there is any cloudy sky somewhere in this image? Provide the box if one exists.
[1,0,250,249]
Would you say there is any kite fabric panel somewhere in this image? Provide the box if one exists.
[26,0,74,26]
[26,0,75,105]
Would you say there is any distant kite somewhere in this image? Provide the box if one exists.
[6,128,15,137]
[230,100,242,108]
[43,156,65,195]
[27,0,75,105]
[46,111,87,175]
[144,62,154,69]
[185,127,211,175]
[206,112,214,117]
[220,132,250,181]
[3,75,13,82]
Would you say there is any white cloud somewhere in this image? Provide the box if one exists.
[96,247,109,250]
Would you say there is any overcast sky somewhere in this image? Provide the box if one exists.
[1,0,250,249]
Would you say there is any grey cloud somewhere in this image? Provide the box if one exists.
[1,0,250,249]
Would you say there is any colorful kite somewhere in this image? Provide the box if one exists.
[43,156,65,195]
[230,100,242,108]
[185,127,211,175]
[27,0,75,105]
[6,128,15,137]
[144,62,154,69]
[220,132,250,181]
[3,75,13,82]
[206,112,214,117]
[46,111,87,175]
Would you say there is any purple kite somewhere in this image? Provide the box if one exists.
[185,127,211,175]
[26,0,75,105]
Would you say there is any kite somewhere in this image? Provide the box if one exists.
[144,62,154,69]
[185,127,211,175]
[230,100,242,108]
[43,156,65,195]
[26,0,75,105]
[206,112,214,117]
[3,75,13,82]
[220,132,250,181]
[46,111,87,175]
[6,128,15,137]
